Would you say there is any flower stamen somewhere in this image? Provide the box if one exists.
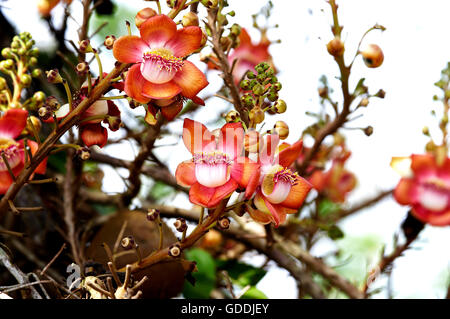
[143,48,184,73]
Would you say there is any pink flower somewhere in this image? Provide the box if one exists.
[113,14,208,109]
[246,134,312,227]
[175,119,259,208]
[0,109,47,194]
[392,154,450,226]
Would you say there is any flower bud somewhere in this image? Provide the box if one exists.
[217,216,230,230]
[230,24,241,37]
[174,218,187,232]
[31,69,42,78]
[29,47,39,57]
[147,208,160,221]
[77,147,91,160]
[364,126,374,136]
[273,99,287,114]
[422,126,429,136]
[249,107,265,124]
[166,0,178,8]
[1,48,13,59]
[135,8,157,28]
[318,87,328,98]
[45,96,60,111]
[361,44,384,68]
[274,121,289,140]
[38,106,53,121]
[267,91,278,102]
[199,28,207,48]
[46,69,62,84]
[20,74,31,87]
[375,89,385,99]
[33,91,46,103]
[201,0,218,8]
[225,110,240,123]
[106,116,121,131]
[255,62,269,74]
[168,244,181,257]
[246,71,256,79]
[17,47,27,56]
[359,98,369,107]
[76,62,90,76]
[78,39,93,53]
[1,59,14,70]
[252,83,265,96]
[327,37,345,57]
[23,116,41,135]
[103,35,116,50]
[182,12,199,27]
[244,130,260,153]
[29,57,38,67]
[272,82,282,92]
[121,236,136,250]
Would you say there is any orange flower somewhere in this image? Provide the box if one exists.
[392,154,450,226]
[175,119,259,208]
[246,134,312,227]
[113,14,208,111]
[0,109,47,194]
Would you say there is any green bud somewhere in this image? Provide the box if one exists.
[240,79,251,90]
[225,110,240,123]
[0,77,6,90]
[33,91,45,103]
[256,73,266,83]
[241,94,254,107]
[249,107,265,124]
[252,84,265,96]
[29,47,39,57]
[201,0,218,8]
[18,47,26,56]
[31,69,42,78]
[20,74,32,86]
[11,41,20,49]
[246,71,256,79]
[29,57,38,66]
[26,40,35,50]
[1,48,13,59]
[273,82,282,91]
[273,99,287,113]
[228,11,236,17]
[267,92,278,102]
[230,23,241,37]
[422,126,429,136]
[255,62,269,74]
[3,59,14,70]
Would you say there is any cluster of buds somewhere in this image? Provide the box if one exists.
[239,62,285,126]
[0,32,42,109]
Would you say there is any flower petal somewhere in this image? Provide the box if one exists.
[393,178,415,205]
[0,109,28,139]
[142,80,181,100]
[140,14,177,48]
[277,139,303,168]
[140,58,177,84]
[280,176,312,209]
[160,99,183,121]
[231,157,259,188]
[209,179,238,208]
[189,179,238,208]
[175,160,197,187]
[165,26,202,57]
[0,170,14,195]
[26,140,47,175]
[260,134,279,165]
[80,124,108,148]
[112,35,148,63]
[124,64,152,104]
[412,205,450,227]
[182,118,215,154]
[217,122,244,159]
[172,61,208,99]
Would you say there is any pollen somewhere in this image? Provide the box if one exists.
[273,167,300,186]
[193,152,232,165]
[143,48,184,73]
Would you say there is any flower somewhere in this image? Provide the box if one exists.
[228,28,274,83]
[0,109,47,194]
[309,151,357,203]
[48,79,121,148]
[391,154,450,226]
[112,14,208,107]
[175,119,259,208]
[245,134,312,227]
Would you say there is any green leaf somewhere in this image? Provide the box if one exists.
[240,287,267,299]
[183,249,216,299]
[216,259,267,287]
[148,181,174,202]
[318,199,341,217]
[47,152,67,174]
[91,203,117,216]
[327,225,345,240]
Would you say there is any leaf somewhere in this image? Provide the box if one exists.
[318,199,341,217]
[91,203,117,216]
[327,225,345,240]
[240,287,267,299]
[47,152,67,174]
[216,259,267,287]
[149,181,174,202]
[182,249,216,299]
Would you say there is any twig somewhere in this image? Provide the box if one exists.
[40,243,67,277]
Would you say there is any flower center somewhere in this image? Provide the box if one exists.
[193,152,232,188]
[262,165,300,204]
[0,138,21,172]
[143,48,184,73]
[418,178,450,212]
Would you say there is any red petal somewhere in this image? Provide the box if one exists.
[172,61,208,99]
[411,154,436,174]
[80,124,108,148]
[230,157,259,188]
[27,140,47,175]
[142,80,181,100]
[189,180,238,208]
[124,64,152,104]
[262,196,281,227]
[182,118,215,154]
[277,139,303,168]
[140,14,177,48]
[280,176,312,209]
[393,178,415,206]
[0,170,13,195]
[107,100,120,117]
[191,95,205,106]
[260,134,279,165]
[239,28,251,46]
[160,100,183,121]
[165,26,202,57]
[175,160,197,187]
[208,179,238,208]
[217,122,244,159]
[0,109,28,139]
[411,205,450,226]
[112,35,148,63]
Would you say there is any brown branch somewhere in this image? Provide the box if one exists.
[206,8,249,126]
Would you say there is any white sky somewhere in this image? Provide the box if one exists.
[3,0,449,298]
